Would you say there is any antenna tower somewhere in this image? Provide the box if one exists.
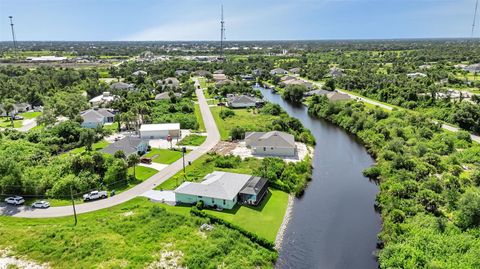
[473,0,479,37]
[8,16,18,59]
[220,5,226,57]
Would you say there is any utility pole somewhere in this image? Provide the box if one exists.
[182,146,186,174]
[220,5,226,58]
[70,186,78,226]
[8,16,18,59]
[473,0,479,37]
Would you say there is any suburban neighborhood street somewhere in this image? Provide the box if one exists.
[0,81,220,218]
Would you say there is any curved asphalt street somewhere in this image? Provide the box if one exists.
[0,80,220,218]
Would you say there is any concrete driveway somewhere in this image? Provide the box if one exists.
[0,78,220,218]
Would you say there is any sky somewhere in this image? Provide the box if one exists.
[0,0,478,41]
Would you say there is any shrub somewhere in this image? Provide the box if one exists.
[219,109,235,119]
[230,126,245,140]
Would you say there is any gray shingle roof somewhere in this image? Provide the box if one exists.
[155,92,182,100]
[245,131,295,148]
[110,82,134,90]
[239,177,267,195]
[228,95,259,104]
[174,171,252,200]
[101,136,144,156]
[81,109,114,122]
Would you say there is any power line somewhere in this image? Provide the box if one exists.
[473,0,479,37]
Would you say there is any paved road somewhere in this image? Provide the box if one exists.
[0,81,220,218]
[307,79,480,144]
[17,118,37,132]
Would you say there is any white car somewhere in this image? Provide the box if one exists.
[5,196,25,205]
[83,190,107,201]
[31,200,50,208]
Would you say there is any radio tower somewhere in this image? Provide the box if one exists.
[473,0,479,37]
[9,16,18,59]
[220,5,226,58]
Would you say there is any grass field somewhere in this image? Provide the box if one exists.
[193,104,205,132]
[0,198,276,268]
[210,107,278,140]
[19,111,42,119]
[0,118,22,128]
[177,134,207,146]
[69,139,109,154]
[144,148,184,164]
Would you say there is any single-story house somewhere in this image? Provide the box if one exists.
[215,79,233,87]
[304,89,331,97]
[328,67,345,78]
[227,95,261,108]
[289,67,301,74]
[174,171,268,209]
[280,75,297,82]
[157,77,180,88]
[464,63,480,73]
[281,79,314,89]
[0,103,32,117]
[213,69,224,74]
[155,92,182,101]
[80,108,115,128]
[89,92,118,107]
[245,131,296,157]
[269,68,288,75]
[101,136,148,157]
[326,92,351,102]
[175,70,189,76]
[194,70,211,77]
[252,69,263,76]
[407,72,427,79]
[241,74,255,81]
[140,123,181,139]
[110,82,134,91]
[419,64,433,70]
[132,70,147,76]
[213,73,228,82]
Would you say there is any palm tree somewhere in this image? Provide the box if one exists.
[127,153,140,179]
[3,100,15,128]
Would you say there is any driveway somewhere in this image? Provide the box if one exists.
[0,78,220,218]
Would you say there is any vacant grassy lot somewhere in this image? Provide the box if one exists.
[177,134,207,146]
[0,117,22,128]
[210,107,278,140]
[144,148,184,164]
[193,104,205,132]
[69,139,109,154]
[129,166,157,180]
[0,198,276,268]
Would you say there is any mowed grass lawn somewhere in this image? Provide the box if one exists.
[19,111,42,119]
[0,198,276,268]
[193,104,205,132]
[144,148,184,164]
[177,134,207,146]
[0,117,22,128]
[210,107,278,140]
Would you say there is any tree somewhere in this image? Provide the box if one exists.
[114,150,126,159]
[104,159,128,185]
[456,188,480,229]
[3,99,15,128]
[282,85,307,104]
[230,126,245,140]
[79,128,96,151]
[324,79,336,91]
[127,153,140,179]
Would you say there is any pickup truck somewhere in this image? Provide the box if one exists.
[5,196,25,205]
[83,190,108,201]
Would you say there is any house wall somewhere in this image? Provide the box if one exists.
[228,102,256,108]
[140,129,180,139]
[251,146,295,157]
[81,121,103,129]
[175,193,237,209]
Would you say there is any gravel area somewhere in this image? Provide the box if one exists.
[275,194,295,250]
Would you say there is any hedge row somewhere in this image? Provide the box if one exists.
[190,207,276,251]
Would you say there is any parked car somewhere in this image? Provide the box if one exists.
[140,157,152,164]
[83,190,108,201]
[5,196,25,205]
[32,200,50,208]
[14,115,24,120]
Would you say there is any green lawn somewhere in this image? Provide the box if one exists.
[177,134,207,146]
[69,139,110,154]
[193,104,205,132]
[156,154,262,191]
[0,117,22,128]
[207,189,289,242]
[144,148,184,164]
[19,111,42,119]
[129,165,158,180]
[0,198,276,268]
[210,107,278,140]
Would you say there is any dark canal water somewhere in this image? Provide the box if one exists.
[257,87,381,269]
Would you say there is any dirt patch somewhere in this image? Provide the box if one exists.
[147,244,185,269]
[0,249,49,269]
[209,141,238,155]
[122,211,134,217]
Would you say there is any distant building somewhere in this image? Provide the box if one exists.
[213,70,224,74]
[464,63,480,73]
[174,171,268,209]
[157,77,180,88]
[289,67,301,74]
[175,70,189,76]
[26,56,67,62]
[227,95,261,108]
[213,73,228,82]
[132,70,148,76]
[269,68,288,75]
[328,67,345,78]
[326,92,351,102]
[245,131,296,157]
[80,108,115,128]
[139,123,181,139]
[194,70,211,77]
[304,89,331,97]
[241,74,255,81]
[155,92,182,101]
[407,72,427,79]
[89,92,118,107]
[0,103,32,117]
[252,69,263,76]
[101,136,148,157]
[419,64,433,70]
[110,82,134,91]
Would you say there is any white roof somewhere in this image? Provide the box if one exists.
[140,123,180,131]
[174,171,252,200]
[89,93,117,103]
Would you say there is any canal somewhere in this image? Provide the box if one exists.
[257,87,382,269]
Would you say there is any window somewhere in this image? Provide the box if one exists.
[263,147,266,151]
[198,196,203,198]
[223,199,226,205]
[211,198,215,204]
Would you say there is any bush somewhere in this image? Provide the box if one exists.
[230,126,245,140]
[219,109,235,119]
[196,200,204,210]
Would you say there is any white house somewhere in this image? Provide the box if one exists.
[0,103,32,117]
[80,108,115,128]
[407,72,427,79]
[139,123,181,139]
[269,68,288,75]
[245,131,296,157]
[174,171,268,209]
[89,92,118,107]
